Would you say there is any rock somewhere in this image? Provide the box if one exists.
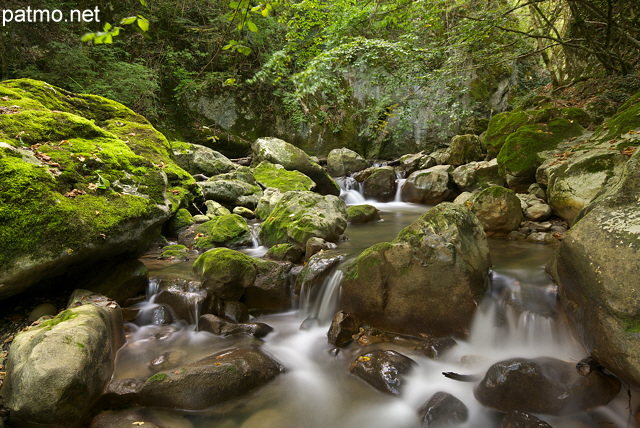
[418,391,469,428]
[469,186,524,234]
[447,134,484,166]
[474,357,621,415]
[398,152,429,176]
[349,349,416,395]
[326,148,369,177]
[2,290,125,427]
[360,166,397,201]
[347,204,381,224]
[264,243,303,263]
[132,347,284,410]
[82,259,149,305]
[524,202,552,221]
[430,148,451,165]
[27,303,58,322]
[525,232,558,244]
[550,148,640,387]
[240,408,292,428]
[401,166,456,204]
[418,337,457,359]
[255,188,285,220]
[0,79,193,300]
[451,159,505,192]
[502,411,552,428]
[253,161,316,192]
[327,311,361,347]
[245,259,293,312]
[154,276,207,324]
[258,191,347,248]
[193,248,257,301]
[543,149,627,225]
[305,237,337,261]
[453,191,474,205]
[171,141,235,176]
[528,183,546,199]
[192,214,251,250]
[232,206,255,219]
[90,408,194,428]
[198,314,273,338]
[166,208,195,236]
[341,203,490,337]
[196,168,263,209]
[252,137,339,195]
[296,252,343,295]
[193,214,209,223]
[205,200,231,217]
[159,244,189,260]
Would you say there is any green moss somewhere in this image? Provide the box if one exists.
[35,309,78,331]
[484,111,531,156]
[147,372,169,382]
[347,204,380,223]
[344,242,390,281]
[192,247,257,284]
[593,92,640,141]
[167,208,195,236]
[193,214,250,250]
[253,161,315,192]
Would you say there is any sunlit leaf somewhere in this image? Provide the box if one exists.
[121,16,137,25]
[246,21,258,32]
[137,16,150,32]
[81,33,95,42]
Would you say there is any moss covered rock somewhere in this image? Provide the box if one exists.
[0,79,194,300]
[193,248,257,301]
[253,161,315,192]
[255,188,284,220]
[447,134,484,166]
[259,191,348,248]
[265,243,303,263]
[252,137,339,195]
[170,141,235,177]
[193,214,251,250]
[196,167,262,209]
[340,203,490,337]
[469,186,524,234]
[326,147,369,177]
[347,204,380,224]
[166,208,195,237]
[360,166,397,202]
[592,92,640,142]
[451,159,505,192]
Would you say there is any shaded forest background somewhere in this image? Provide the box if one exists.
[1,0,639,157]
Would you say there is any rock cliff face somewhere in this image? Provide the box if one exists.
[0,79,193,299]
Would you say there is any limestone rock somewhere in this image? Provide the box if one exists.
[171,141,235,176]
[451,159,505,192]
[447,134,484,166]
[469,186,524,234]
[401,166,456,204]
[326,148,368,177]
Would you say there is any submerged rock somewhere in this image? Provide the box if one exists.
[349,349,416,395]
[474,357,621,415]
[2,290,125,427]
[341,203,490,337]
[501,411,552,428]
[198,314,273,338]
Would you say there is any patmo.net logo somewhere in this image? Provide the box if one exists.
[2,6,101,26]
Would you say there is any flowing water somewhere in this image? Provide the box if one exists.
[115,179,637,428]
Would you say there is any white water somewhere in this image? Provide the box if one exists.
[113,183,636,427]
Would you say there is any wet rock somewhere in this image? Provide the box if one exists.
[451,159,505,192]
[135,304,173,326]
[469,186,524,234]
[360,166,397,201]
[295,252,344,295]
[447,134,484,166]
[192,214,252,250]
[349,349,416,395]
[327,311,361,347]
[401,166,456,204]
[347,204,381,224]
[259,191,347,248]
[341,203,490,337]
[148,351,187,373]
[90,407,196,428]
[171,141,235,177]
[2,291,125,428]
[154,275,206,323]
[133,347,285,410]
[199,314,273,338]
[253,137,339,195]
[245,259,292,312]
[222,300,250,323]
[264,243,303,263]
[474,357,621,415]
[418,391,468,427]
[419,337,457,359]
[72,258,149,306]
[501,411,552,428]
[193,248,257,301]
[305,237,338,261]
[327,147,369,177]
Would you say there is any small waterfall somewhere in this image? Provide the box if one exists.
[337,176,366,205]
[394,178,406,202]
[299,269,344,327]
[249,222,261,248]
[243,222,268,257]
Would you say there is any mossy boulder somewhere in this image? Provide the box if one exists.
[193,248,257,301]
[326,147,369,177]
[469,186,524,234]
[592,92,640,142]
[1,290,124,428]
[205,199,231,217]
[160,244,189,260]
[192,214,251,250]
[255,188,285,220]
[401,166,456,204]
[264,243,303,263]
[0,79,194,300]
[253,161,315,192]
[550,148,640,387]
[166,208,195,237]
[447,134,484,166]
[340,203,490,337]
[359,166,397,201]
[347,204,380,224]
[259,191,348,248]
[196,167,263,209]
[170,141,235,176]
[497,117,585,191]
[252,137,339,195]
[451,159,505,192]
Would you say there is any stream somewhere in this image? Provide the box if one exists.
[118,181,635,428]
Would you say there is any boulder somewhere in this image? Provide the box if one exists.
[304,237,337,261]
[401,166,456,204]
[170,141,235,176]
[418,391,468,428]
[349,350,416,395]
[543,149,627,224]
[501,411,552,428]
[358,166,397,201]
[131,347,284,410]
[468,186,524,234]
[154,275,207,324]
[474,357,620,415]
[166,208,195,237]
[258,191,347,248]
[264,243,303,263]
[205,200,231,217]
[244,259,293,312]
[296,252,344,296]
[451,159,505,192]
[340,203,490,337]
[193,248,257,301]
[233,206,255,219]
[192,214,251,250]
[252,137,339,195]
[550,148,640,387]
[447,134,484,166]
[347,204,381,224]
[0,79,193,300]
[198,314,273,338]
[2,290,125,427]
[398,152,432,176]
[253,161,315,192]
[196,168,263,209]
[255,188,285,220]
[326,148,368,177]
[327,311,361,347]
